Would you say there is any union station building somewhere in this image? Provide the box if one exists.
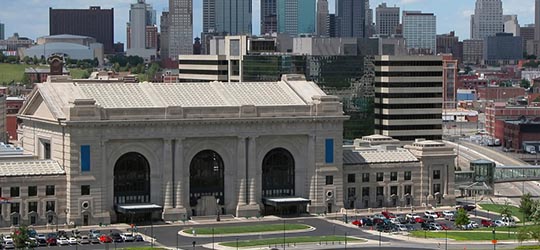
[0,74,456,227]
[2,74,347,226]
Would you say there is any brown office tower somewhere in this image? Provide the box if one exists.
[50,6,114,54]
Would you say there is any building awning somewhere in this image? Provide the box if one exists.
[115,204,163,214]
[262,197,311,207]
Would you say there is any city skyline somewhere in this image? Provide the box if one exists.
[0,0,535,43]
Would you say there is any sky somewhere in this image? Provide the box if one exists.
[0,0,536,44]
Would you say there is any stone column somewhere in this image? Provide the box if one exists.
[100,140,112,224]
[162,139,173,209]
[237,136,260,217]
[237,137,247,206]
[306,134,323,213]
[163,138,186,221]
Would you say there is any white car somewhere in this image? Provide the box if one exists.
[57,237,69,245]
[78,236,90,244]
[120,233,135,242]
[405,213,419,219]
[68,237,78,245]
[442,210,454,217]
[396,224,409,231]
[424,211,438,218]
[2,240,15,249]
[500,216,516,227]
[493,220,505,227]
[3,235,12,241]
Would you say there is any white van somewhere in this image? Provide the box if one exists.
[500,216,516,227]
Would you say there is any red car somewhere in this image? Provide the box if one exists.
[352,220,362,226]
[481,219,494,227]
[381,211,396,219]
[46,237,57,246]
[99,234,112,243]
[439,223,451,230]
[415,217,425,223]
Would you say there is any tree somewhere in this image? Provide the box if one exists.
[12,224,30,249]
[520,193,534,221]
[520,79,531,89]
[454,208,470,228]
[530,201,540,224]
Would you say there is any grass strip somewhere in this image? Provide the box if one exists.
[410,230,517,241]
[183,224,310,235]
[220,235,363,247]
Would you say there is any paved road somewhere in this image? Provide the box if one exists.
[459,141,527,166]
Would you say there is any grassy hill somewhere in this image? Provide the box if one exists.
[0,63,26,84]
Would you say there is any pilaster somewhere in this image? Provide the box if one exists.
[163,138,187,221]
[237,136,260,217]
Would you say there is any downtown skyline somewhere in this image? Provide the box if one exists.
[0,0,535,43]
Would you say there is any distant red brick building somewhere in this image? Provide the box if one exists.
[6,96,24,141]
[504,118,540,150]
[486,102,540,140]
[476,87,526,101]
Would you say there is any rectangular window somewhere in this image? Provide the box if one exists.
[28,201,38,213]
[362,187,370,197]
[325,175,334,185]
[81,185,90,196]
[433,184,441,194]
[390,172,398,181]
[46,201,55,212]
[80,145,91,172]
[11,202,20,214]
[433,170,441,180]
[376,186,384,196]
[404,185,412,195]
[390,186,398,195]
[10,187,19,197]
[325,138,334,163]
[42,141,51,159]
[28,186,37,197]
[376,172,384,182]
[347,187,356,197]
[347,174,355,183]
[45,185,55,196]
[404,171,412,181]
[362,173,370,182]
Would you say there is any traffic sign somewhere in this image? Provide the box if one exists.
[492,239,497,244]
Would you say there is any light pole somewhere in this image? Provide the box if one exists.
[492,228,496,250]
[344,232,347,249]
[176,230,178,250]
[378,230,381,248]
[216,198,221,222]
[212,227,215,250]
[283,216,286,250]
[445,229,448,250]
[236,237,239,250]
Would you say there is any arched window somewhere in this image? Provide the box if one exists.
[262,148,295,197]
[189,150,225,207]
[114,152,150,204]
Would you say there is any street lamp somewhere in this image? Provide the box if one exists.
[212,228,215,250]
[283,217,286,250]
[492,228,496,250]
[378,230,381,248]
[216,198,221,222]
[445,229,448,250]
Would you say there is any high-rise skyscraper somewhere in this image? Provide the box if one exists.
[203,0,251,35]
[49,6,114,53]
[160,11,170,60]
[536,0,540,40]
[374,55,443,141]
[335,0,366,38]
[169,0,193,58]
[126,0,157,60]
[403,11,436,55]
[277,0,316,36]
[365,0,374,37]
[503,15,520,36]
[470,0,503,40]
[0,22,4,40]
[261,0,277,34]
[375,3,399,36]
[316,0,329,37]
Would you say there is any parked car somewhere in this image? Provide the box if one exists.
[352,220,362,226]
[442,210,455,217]
[382,211,396,219]
[78,236,91,244]
[462,221,479,230]
[361,218,373,226]
[110,233,123,243]
[26,238,39,248]
[456,204,476,211]
[422,215,435,223]
[120,233,135,242]
[46,237,57,246]
[396,224,409,231]
[373,214,386,220]
[481,219,494,227]
[134,234,144,242]
[500,216,516,227]
[415,217,425,223]
[36,237,47,246]
[2,240,15,249]
[57,237,69,245]
[89,235,100,244]
[439,223,451,230]
[99,234,112,243]
[68,237,78,245]
[89,230,101,238]
[424,211,438,218]
[493,220,505,227]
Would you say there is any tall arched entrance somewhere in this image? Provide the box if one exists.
[114,152,155,223]
[262,148,307,215]
[189,150,225,216]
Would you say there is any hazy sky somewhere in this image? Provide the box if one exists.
[0,0,535,43]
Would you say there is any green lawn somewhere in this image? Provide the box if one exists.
[0,63,26,84]
[220,236,363,247]
[70,68,88,79]
[120,248,166,250]
[516,246,540,250]
[479,204,525,222]
[183,224,310,235]
[410,230,517,241]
